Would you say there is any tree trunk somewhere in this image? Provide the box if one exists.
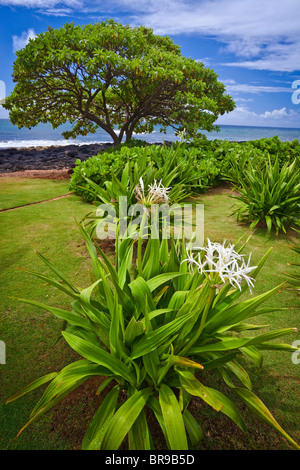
[112,134,122,145]
[125,129,133,142]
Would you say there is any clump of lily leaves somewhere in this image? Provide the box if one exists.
[7,180,299,450]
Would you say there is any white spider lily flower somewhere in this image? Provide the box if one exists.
[135,178,171,206]
[135,177,146,201]
[182,239,257,293]
[148,179,171,203]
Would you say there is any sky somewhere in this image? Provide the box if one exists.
[0,0,300,128]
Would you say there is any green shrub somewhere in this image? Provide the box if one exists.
[70,137,300,204]
[70,142,219,202]
[231,156,300,234]
[249,136,300,166]
[221,148,267,186]
[7,224,299,450]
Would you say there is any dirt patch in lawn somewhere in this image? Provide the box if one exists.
[0,169,71,180]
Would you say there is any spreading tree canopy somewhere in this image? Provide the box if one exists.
[4,20,235,144]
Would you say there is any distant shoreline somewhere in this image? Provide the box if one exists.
[0,119,300,131]
[0,121,299,149]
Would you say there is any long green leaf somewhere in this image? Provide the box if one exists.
[101,388,152,450]
[234,387,300,450]
[6,372,58,404]
[62,331,135,385]
[159,384,188,450]
[177,369,223,411]
[82,386,120,450]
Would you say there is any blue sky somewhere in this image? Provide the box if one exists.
[0,0,300,128]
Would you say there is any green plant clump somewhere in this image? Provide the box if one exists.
[70,142,219,202]
[231,156,300,234]
[70,136,300,204]
[7,221,299,450]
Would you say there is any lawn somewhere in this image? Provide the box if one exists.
[0,179,299,450]
[0,177,71,211]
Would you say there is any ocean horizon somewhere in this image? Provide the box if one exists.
[0,119,299,149]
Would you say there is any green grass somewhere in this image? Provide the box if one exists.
[193,188,300,449]
[0,179,91,449]
[0,181,299,450]
[0,177,70,210]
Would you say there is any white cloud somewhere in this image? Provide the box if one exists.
[217,105,300,128]
[234,98,253,103]
[102,0,300,72]
[222,79,293,95]
[12,28,36,53]
[1,0,300,72]
[38,8,73,16]
[0,0,81,7]
[195,57,212,66]
[223,41,300,73]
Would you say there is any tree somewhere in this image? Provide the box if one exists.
[4,20,235,145]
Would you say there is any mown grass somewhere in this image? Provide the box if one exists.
[0,179,91,449]
[0,177,71,211]
[193,188,300,449]
[0,180,299,450]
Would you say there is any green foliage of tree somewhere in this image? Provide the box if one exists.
[4,20,235,144]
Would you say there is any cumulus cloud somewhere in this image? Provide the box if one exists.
[217,105,300,127]
[1,0,300,72]
[98,0,300,72]
[223,41,300,73]
[12,28,36,53]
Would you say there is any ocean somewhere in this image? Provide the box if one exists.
[0,119,299,149]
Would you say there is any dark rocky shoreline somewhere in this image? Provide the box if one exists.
[0,142,114,173]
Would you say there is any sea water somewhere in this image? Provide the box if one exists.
[0,120,299,149]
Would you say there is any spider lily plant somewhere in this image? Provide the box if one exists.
[7,224,299,450]
[81,157,190,237]
[231,156,300,234]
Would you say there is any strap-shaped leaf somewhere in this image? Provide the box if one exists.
[183,409,203,448]
[15,297,95,331]
[17,267,79,299]
[82,386,120,450]
[234,387,300,450]
[125,317,145,344]
[30,359,110,417]
[190,328,297,354]
[17,377,88,437]
[204,282,286,333]
[177,369,223,411]
[129,277,156,313]
[159,384,188,450]
[205,387,247,432]
[146,272,186,292]
[6,372,58,404]
[240,346,263,368]
[62,331,135,385]
[128,409,153,450]
[130,307,196,359]
[35,250,80,294]
[147,396,169,447]
[109,291,125,359]
[101,388,152,450]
